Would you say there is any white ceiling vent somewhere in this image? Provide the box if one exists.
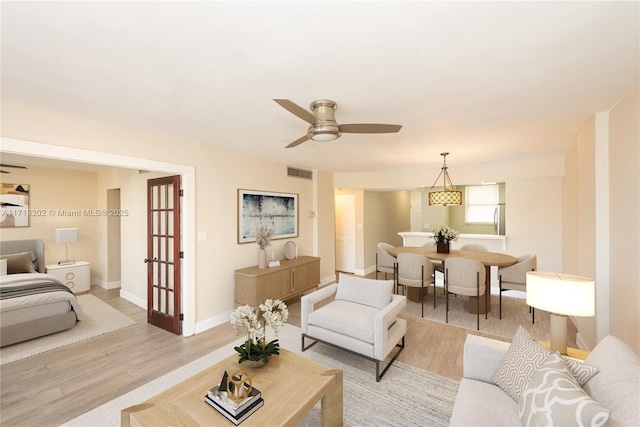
[287,166,312,180]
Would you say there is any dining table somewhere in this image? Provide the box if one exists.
[387,246,518,314]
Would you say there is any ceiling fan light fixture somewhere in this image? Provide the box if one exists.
[310,132,340,142]
[428,152,462,207]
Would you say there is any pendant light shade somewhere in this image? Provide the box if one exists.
[428,153,462,206]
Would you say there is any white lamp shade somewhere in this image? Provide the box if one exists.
[55,228,79,244]
[526,271,595,317]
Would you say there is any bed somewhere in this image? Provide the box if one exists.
[0,239,83,347]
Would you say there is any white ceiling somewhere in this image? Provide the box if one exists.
[1,1,638,173]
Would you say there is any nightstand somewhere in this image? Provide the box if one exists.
[538,341,590,361]
[46,261,90,294]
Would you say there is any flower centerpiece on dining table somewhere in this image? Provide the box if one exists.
[231,299,289,366]
[433,224,459,253]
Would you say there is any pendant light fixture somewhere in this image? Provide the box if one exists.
[428,152,462,206]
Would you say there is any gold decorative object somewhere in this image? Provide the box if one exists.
[226,370,253,403]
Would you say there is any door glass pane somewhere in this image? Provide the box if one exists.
[160,237,166,262]
[160,290,166,313]
[153,211,159,235]
[167,211,174,235]
[168,264,174,290]
[153,237,159,259]
[167,184,174,209]
[167,238,174,263]
[160,184,166,210]
[168,291,174,315]
[152,186,158,210]
[160,212,166,236]
[160,262,166,286]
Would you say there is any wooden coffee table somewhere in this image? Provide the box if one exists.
[121,348,343,426]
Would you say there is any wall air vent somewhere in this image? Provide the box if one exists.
[287,167,312,180]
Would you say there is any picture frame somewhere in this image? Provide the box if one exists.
[0,183,30,228]
[238,189,298,244]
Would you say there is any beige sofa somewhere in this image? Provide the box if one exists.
[450,332,640,426]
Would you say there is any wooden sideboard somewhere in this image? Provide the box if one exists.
[234,256,321,306]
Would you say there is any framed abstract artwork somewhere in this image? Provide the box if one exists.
[0,183,30,227]
[238,189,298,244]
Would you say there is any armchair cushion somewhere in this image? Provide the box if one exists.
[308,300,378,344]
[335,273,393,309]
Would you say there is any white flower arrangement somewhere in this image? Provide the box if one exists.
[433,224,459,244]
[255,225,274,249]
[231,299,289,363]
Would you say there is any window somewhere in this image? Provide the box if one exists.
[465,184,499,224]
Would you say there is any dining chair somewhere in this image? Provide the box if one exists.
[459,244,489,252]
[422,241,444,293]
[396,252,435,318]
[445,257,487,330]
[498,254,537,322]
[376,242,397,284]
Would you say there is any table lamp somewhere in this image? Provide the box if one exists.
[55,227,79,265]
[526,271,595,355]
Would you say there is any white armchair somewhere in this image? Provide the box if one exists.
[301,273,407,381]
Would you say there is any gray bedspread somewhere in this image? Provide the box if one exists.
[0,273,84,320]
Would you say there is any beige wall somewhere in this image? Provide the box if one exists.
[564,85,640,352]
[608,85,639,351]
[1,101,335,335]
[0,165,98,275]
[363,190,410,274]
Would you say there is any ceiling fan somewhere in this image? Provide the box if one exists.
[274,99,402,148]
[0,164,28,174]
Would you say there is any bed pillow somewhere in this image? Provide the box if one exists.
[0,251,36,274]
[518,353,611,427]
[0,259,7,275]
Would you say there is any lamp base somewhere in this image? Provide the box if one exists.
[549,313,568,355]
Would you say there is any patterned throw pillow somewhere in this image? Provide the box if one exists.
[518,353,611,427]
[562,357,599,386]
[494,326,554,402]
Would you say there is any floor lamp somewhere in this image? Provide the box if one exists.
[526,271,595,355]
[55,227,79,265]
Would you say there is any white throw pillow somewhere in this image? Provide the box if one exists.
[519,353,611,427]
[335,273,393,309]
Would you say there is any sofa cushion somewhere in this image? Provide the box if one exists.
[583,335,640,426]
[494,326,555,402]
[307,300,379,344]
[450,378,520,426]
[335,274,393,309]
[519,353,610,427]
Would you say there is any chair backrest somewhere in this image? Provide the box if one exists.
[397,252,434,287]
[499,254,537,284]
[377,242,396,269]
[460,244,489,252]
[445,257,486,295]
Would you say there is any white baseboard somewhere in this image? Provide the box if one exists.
[95,280,121,290]
[120,289,147,309]
[195,311,232,334]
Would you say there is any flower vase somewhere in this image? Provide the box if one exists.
[436,242,450,254]
[258,248,267,269]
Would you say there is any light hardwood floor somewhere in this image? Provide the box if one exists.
[0,286,526,426]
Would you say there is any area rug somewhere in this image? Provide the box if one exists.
[1,294,136,365]
[401,289,553,342]
[62,324,459,427]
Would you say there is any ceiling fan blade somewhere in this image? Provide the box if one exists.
[285,134,311,149]
[339,123,402,134]
[0,164,28,169]
[274,99,316,124]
